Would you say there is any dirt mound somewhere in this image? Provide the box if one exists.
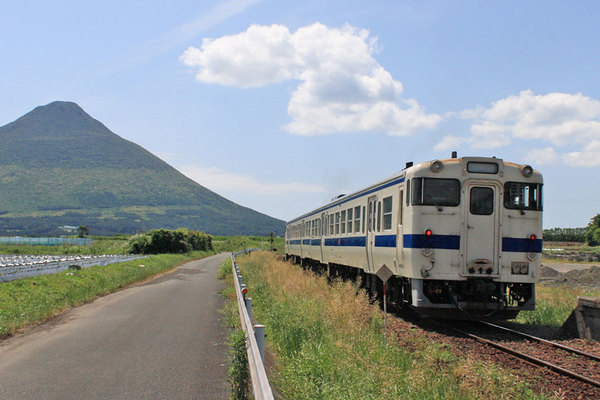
[540,265,561,278]
[543,265,600,288]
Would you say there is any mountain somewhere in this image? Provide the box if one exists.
[0,101,285,236]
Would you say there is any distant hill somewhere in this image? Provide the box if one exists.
[0,101,285,236]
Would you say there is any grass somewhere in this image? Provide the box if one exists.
[231,252,549,400]
[0,238,130,255]
[515,285,600,328]
[212,235,284,254]
[0,250,213,338]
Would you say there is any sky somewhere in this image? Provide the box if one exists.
[1,0,599,228]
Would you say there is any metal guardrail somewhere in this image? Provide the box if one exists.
[231,250,274,400]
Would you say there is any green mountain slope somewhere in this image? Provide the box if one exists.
[0,101,285,236]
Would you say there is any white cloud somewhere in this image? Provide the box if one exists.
[434,135,464,151]
[180,23,441,136]
[561,140,600,167]
[453,90,600,167]
[180,165,326,195]
[525,147,559,165]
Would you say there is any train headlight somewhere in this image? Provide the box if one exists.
[520,164,533,177]
[430,160,444,173]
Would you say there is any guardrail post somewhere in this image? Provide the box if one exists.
[254,324,265,362]
[245,297,253,323]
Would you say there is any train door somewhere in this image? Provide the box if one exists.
[320,213,327,262]
[396,190,404,267]
[366,196,377,273]
[464,183,500,275]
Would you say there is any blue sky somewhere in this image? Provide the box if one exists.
[1,0,599,228]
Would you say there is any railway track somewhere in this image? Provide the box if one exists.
[440,320,600,389]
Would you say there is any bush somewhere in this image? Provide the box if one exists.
[127,228,213,254]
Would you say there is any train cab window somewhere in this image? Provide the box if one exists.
[341,211,346,234]
[411,178,460,207]
[377,201,382,232]
[470,187,494,215]
[335,212,340,235]
[347,208,353,233]
[383,196,393,230]
[504,182,543,211]
[330,216,334,236]
[406,180,410,206]
[354,206,361,233]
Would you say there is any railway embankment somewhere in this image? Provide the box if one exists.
[227,251,557,399]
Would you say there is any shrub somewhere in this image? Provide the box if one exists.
[127,228,213,254]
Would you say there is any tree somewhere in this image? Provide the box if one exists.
[585,214,600,246]
[78,225,89,238]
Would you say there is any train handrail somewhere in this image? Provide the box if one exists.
[231,250,274,400]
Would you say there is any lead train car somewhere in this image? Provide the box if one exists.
[285,156,543,319]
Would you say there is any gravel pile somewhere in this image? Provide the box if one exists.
[539,264,600,289]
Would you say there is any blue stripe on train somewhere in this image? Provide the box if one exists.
[294,235,541,253]
[502,238,543,253]
[324,237,367,247]
[403,234,461,250]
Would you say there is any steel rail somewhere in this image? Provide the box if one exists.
[479,321,600,362]
[443,323,600,388]
[231,251,274,400]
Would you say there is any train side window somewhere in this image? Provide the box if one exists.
[335,212,340,235]
[347,208,353,233]
[377,201,382,232]
[341,210,346,234]
[330,215,334,236]
[383,196,393,230]
[406,179,410,206]
[354,206,361,233]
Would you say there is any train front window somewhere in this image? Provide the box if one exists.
[504,182,543,211]
[411,178,460,207]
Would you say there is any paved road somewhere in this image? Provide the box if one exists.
[0,253,231,400]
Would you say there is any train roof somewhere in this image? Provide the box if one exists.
[287,156,541,225]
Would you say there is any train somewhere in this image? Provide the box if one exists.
[285,154,543,319]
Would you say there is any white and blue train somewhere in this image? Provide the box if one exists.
[285,154,543,319]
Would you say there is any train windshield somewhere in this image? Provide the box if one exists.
[504,182,543,211]
[411,178,460,206]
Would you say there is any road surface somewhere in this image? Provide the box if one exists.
[0,253,231,400]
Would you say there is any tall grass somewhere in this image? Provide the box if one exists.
[236,252,547,400]
[0,251,212,338]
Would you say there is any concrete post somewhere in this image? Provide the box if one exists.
[245,297,253,323]
[254,324,265,362]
